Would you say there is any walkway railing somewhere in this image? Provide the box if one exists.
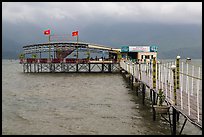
[20,58,118,64]
[120,57,202,128]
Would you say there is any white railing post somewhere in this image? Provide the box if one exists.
[181,62,184,110]
[163,64,167,97]
[158,61,160,90]
[186,63,189,93]
[191,65,194,95]
[161,64,163,90]
[197,67,200,122]
[126,61,127,71]
[149,63,151,86]
[168,63,171,101]
[165,64,168,99]
[131,62,133,75]
[128,63,130,73]
[187,75,190,116]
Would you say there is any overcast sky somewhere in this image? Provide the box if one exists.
[2,2,202,59]
[3,2,202,25]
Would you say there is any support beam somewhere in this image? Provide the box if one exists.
[152,89,156,121]
[131,75,134,90]
[142,83,146,105]
[172,107,177,135]
[76,63,78,72]
[102,63,104,72]
[108,64,112,72]
[89,63,91,72]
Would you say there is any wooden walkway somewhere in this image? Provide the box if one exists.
[120,59,202,130]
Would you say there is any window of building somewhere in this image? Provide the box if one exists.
[146,55,149,59]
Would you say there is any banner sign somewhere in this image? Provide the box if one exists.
[129,46,150,52]
[121,45,158,52]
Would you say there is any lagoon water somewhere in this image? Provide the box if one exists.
[2,59,202,135]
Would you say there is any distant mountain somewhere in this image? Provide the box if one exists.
[80,22,202,59]
[158,46,202,59]
[2,21,202,59]
[2,37,22,59]
[2,50,19,59]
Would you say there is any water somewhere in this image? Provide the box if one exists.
[2,59,202,135]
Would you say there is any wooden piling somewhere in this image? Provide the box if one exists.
[108,64,111,72]
[102,63,104,72]
[29,63,31,72]
[139,63,141,80]
[41,63,42,72]
[142,83,146,105]
[135,80,139,96]
[89,63,91,72]
[132,63,135,89]
[34,63,36,72]
[172,107,177,135]
[23,63,25,73]
[152,89,156,121]
[150,88,152,102]
[131,75,134,90]
[37,63,39,72]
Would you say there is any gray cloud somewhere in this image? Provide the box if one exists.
[2,2,202,59]
[3,2,202,25]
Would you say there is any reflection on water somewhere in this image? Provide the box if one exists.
[2,60,202,135]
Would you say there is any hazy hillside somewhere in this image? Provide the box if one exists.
[2,22,202,59]
[158,47,202,59]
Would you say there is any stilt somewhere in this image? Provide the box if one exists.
[41,63,42,72]
[76,63,78,72]
[37,63,39,72]
[102,63,104,72]
[135,80,139,96]
[142,83,146,105]
[60,63,63,72]
[177,112,180,122]
[172,107,177,135]
[108,64,111,72]
[152,89,156,121]
[168,108,172,134]
[29,63,31,72]
[53,64,55,72]
[150,88,152,102]
[23,63,25,73]
[34,63,36,72]
[49,63,52,72]
[89,63,91,72]
[131,75,134,90]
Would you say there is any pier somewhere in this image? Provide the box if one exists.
[19,42,202,135]
[19,42,120,73]
[120,57,202,135]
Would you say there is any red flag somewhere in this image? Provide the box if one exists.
[44,29,51,35]
[72,31,78,36]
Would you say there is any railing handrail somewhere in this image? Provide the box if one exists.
[120,58,202,127]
